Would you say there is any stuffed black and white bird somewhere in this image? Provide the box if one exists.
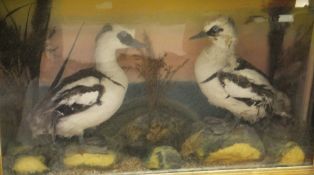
[27,24,145,141]
[190,16,291,123]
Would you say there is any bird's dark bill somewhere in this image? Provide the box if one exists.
[117,31,147,48]
[128,38,147,48]
[189,31,207,40]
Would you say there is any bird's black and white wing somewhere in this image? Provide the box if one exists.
[52,67,123,93]
[217,71,274,107]
[29,67,123,139]
[219,58,274,108]
[53,84,104,117]
[234,58,291,117]
[49,67,125,133]
[200,58,274,110]
[45,84,104,140]
[233,58,271,86]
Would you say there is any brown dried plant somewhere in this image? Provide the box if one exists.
[121,33,189,110]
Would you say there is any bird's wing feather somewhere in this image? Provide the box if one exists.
[53,84,105,118]
[217,71,274,102]
[41,84,104,140]
[28,84,104,139]
[233,58,271,86]
[52,67,124,93]
[29,67,124,139]
[201,72,217,84]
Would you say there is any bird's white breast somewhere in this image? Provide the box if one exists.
[194,47,227,83]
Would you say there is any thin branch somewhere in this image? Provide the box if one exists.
[0,0,16,30]
[0,1,33,29]
[23,3,33,40]
[50,22,85,90]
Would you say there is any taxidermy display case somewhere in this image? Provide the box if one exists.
[0,0,313,174]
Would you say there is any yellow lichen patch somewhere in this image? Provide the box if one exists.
[195,147,206,160]
[279,143,305,165]
[146,147,162,169]
[146,154,160,169]
[146,146,182,169]
[204,143,261,165]
[63,152,117,168]
[13,156,49,174]
[181,129,204,157]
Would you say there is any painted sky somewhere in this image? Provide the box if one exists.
[40,21,272,84]
[2,0,309,85]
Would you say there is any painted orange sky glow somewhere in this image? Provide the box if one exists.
[35,0,307,85]
[40,22,271,84]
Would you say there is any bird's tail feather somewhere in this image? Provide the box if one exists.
[273,90,292,118]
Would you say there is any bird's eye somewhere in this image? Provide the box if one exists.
[207,25,223,35]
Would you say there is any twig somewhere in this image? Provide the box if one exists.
[0,1,33,29]
[50,22,85,90]
[23,3,33,40]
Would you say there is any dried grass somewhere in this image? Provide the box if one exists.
[122,33,189,110]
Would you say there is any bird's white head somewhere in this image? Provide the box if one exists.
[95,24,146,58]
[190,16,237,49]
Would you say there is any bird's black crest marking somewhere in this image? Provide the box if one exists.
[52,67,125,93]
[227,17,236,28]
[95,24,113,41]
[102,24,113,32]
[201,72,218,84]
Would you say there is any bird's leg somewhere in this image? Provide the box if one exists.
[78,134,85,145]
[229,117,241,131]
[225,112,240,132]
[51,110,65,144]
[51,134,56,145]
[51,122,57,144]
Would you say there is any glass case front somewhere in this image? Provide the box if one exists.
[0,0,313,174]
